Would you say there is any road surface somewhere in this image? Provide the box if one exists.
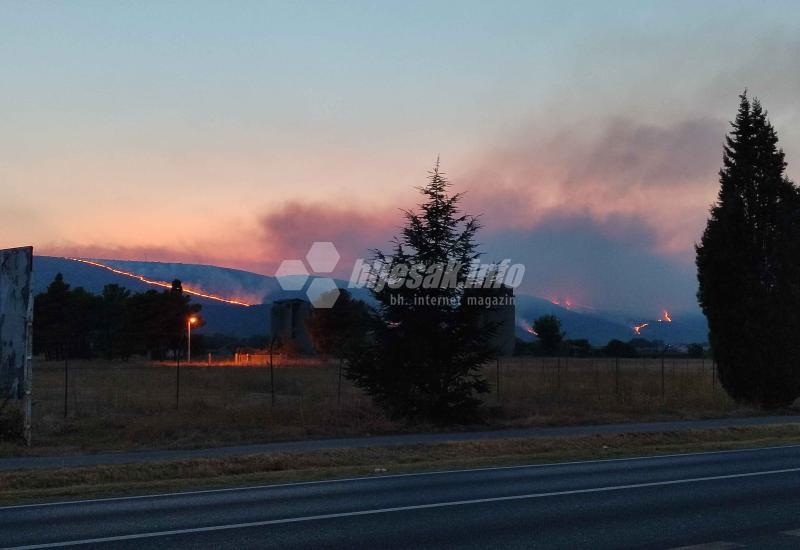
[4,444,800,548]
[3,414,799,471]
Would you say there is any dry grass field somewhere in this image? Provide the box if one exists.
[4,355,751,456]
[6,424,800,504]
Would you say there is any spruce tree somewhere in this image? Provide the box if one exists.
[697,93,800,407]
[346,161,495,421]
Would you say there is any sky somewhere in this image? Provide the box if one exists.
[2,1,800,314]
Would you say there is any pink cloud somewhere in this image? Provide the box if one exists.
[258,202,398,276]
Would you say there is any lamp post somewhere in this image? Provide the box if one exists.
[187,316,197,363]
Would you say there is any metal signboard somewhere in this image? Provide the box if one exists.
[0,246,33,443]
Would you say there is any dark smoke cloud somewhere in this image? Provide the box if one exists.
[451,116,732,313]
[258,202,398,276]
[42,116,733,314]
[460,116,727,257]
[480,215,699,315]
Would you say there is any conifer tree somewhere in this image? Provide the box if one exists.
[697,93,800,407]
[346,161,496,421]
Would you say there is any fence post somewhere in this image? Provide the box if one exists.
[269,337,277,407]
[496,358,501,404]
[338,357,343,406]
[615,357,620,397]
[175,352,181,409]
[556,357,561,394]
[661,355,665,401]
[712,360,716,391]
[63,355,69,418]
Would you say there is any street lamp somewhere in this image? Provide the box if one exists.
[187,316,197,362]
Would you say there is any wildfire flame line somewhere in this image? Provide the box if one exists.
[65,258,253,307]
[633,323,648,335]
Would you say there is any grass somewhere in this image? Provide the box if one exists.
[3,424,800,505]
[0,355,761,457]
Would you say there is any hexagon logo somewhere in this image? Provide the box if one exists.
[275,259,309,291]
[306,241,340,273]
[306,277,340,309]
[273,242,343,308]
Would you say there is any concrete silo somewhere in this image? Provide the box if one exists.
[463,285,516,356]
[269,298,315,355]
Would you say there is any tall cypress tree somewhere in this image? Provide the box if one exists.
[697,93,800,407]
[346,161,495,421]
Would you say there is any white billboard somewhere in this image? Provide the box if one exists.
[0,247,33,433]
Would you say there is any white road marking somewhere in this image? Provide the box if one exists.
[668,542,743,549]
[782,528,800,536]
[3,442,800,511]
[4,466,800,549]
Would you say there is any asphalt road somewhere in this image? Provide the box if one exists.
[4,444,800,549]
[3,414,799,471]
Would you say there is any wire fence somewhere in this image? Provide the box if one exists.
[34,355,727,416]
[26,355,734,450]
[490,356,727,411]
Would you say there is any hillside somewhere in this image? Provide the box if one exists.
[33,256,707,344]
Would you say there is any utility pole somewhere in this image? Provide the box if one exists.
[187,316,197,363]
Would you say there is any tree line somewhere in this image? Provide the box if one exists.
[34,274,201,360]
[308,92,800,421]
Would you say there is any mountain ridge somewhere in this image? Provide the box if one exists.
[32,256,707,345]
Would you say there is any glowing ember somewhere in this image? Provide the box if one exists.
[632,322,649,335]
[549,297,573,308]
[548,296,594,311]
[66,258,253,307]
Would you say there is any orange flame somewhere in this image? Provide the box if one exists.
[550,297,574,308]
[633,322,649,335]
[519,320,539,336]
[66,258,253,307]
[660,309,672,323]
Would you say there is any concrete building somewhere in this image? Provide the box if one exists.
[269,298,314,355]
[463,285,516,356]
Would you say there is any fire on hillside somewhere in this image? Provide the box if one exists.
[65,258,254,306]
